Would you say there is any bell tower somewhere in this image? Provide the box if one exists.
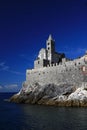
[46,34,55,64]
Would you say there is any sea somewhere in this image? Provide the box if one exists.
[0,93,87,130]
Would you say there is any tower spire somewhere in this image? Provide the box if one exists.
[48,34,53,41]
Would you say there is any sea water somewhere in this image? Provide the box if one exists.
[0,93,87,130]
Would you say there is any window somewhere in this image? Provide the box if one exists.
[48,43,49,45]
[48,47,50,50]
[38,61,39,64]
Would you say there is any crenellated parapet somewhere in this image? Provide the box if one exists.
[26,54,87,86]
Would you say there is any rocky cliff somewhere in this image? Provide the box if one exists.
[10,54,87,107]
[10,82,87,107]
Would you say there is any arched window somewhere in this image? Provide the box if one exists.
[48,47,50,50]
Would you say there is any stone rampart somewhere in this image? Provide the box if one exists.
[26,57,86,86]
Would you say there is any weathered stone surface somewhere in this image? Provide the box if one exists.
[10,82,87,107]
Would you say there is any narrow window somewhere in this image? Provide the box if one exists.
[38,61,39,64]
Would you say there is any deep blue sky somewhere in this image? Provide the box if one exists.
[0,0,87,92]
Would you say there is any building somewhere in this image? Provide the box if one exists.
[34,35,65,68]
[25,35,87,88]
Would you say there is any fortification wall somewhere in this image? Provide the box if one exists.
[26,57,86,86]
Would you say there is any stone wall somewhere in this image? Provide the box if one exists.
[34,59,49,69]
[26,57,86,86]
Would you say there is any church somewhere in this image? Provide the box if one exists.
[34,35,65,68]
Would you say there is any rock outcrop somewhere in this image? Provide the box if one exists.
[10,82,87,107]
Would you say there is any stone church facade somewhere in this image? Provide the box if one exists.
[34,35,65,68]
